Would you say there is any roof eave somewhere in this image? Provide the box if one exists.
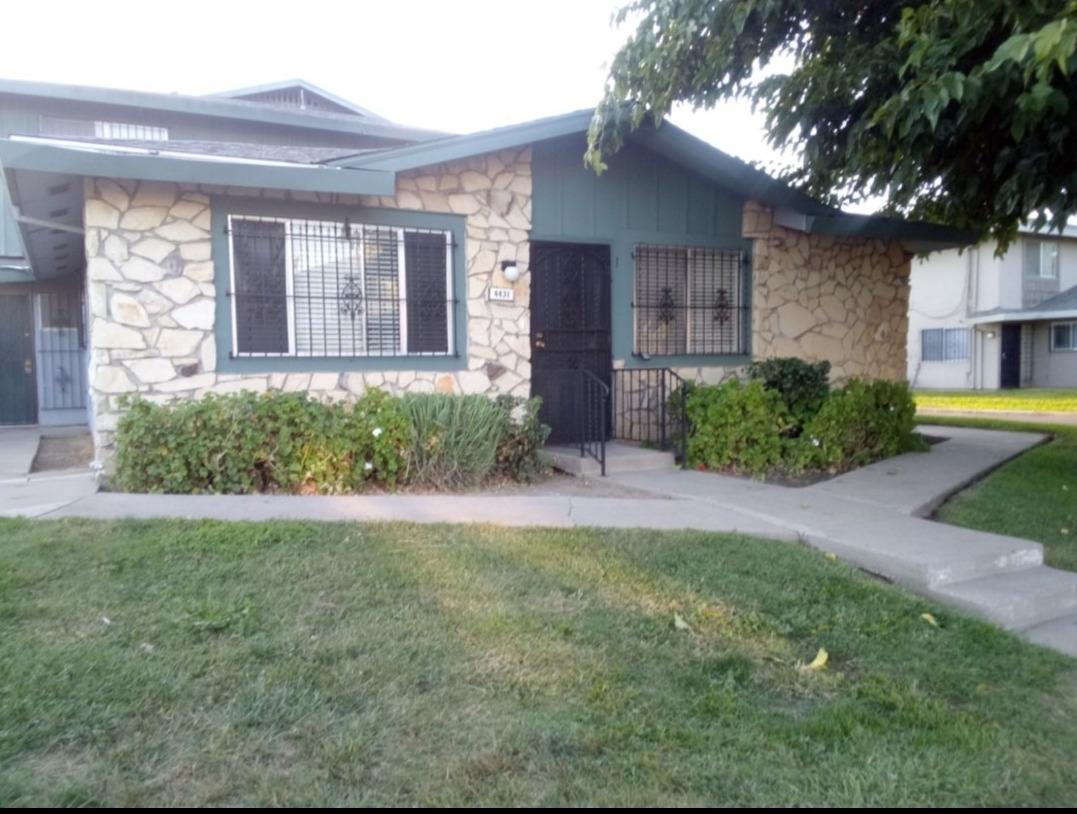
[0,138,397,197]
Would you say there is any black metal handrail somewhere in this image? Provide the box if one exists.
[611,367,689,467]
[578,369,610,476]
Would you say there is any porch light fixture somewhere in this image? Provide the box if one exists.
[501,260,520,283]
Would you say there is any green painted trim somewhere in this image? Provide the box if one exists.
[210,196,469,375]
[0,269,34,284]
[617,354,753,369]
[0,139,396,196]
[0,78,441,142]
[330,109,596,170]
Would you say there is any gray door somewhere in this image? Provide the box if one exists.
[0,294,36,424]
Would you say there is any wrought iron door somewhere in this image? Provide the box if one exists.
[530,242,611,444]
[0,294,36,424]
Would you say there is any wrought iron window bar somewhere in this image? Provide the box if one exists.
[632,243,750,357]
[225,215,458,359]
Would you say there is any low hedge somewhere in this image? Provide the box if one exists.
[684,366,924,479]
[113,390,549,494]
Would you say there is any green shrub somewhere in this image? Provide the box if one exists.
[747,357,831,433]
[794,379,925,473]
[493,395,551,483]
[400,393,505,489]
[685,379,793,477]
[113,390,409,495]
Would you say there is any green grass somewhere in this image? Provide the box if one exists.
[1,520,1076,805]
[927,415,1077,572]
[915,388,1077,413]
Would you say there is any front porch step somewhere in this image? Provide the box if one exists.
[541,442,676,477]
[932,566,1077,632]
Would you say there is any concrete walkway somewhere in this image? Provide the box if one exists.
[4,423,1077,656]
[0,426,98,519]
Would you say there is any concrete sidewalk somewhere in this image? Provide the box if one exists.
[0,426,98,518]
[7,423,1077,657]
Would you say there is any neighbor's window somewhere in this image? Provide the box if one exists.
[39,115,169,141]
[1051,322,1077,352]
[1023,238,1060,279]
[921,327,970,362]
[633,244,748,356]
[228,215,454,358]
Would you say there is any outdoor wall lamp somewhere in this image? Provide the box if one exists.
[501,260,520,283]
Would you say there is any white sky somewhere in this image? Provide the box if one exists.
[1,0,825,201]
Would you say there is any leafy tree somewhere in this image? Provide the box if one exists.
[586,1,1077,247]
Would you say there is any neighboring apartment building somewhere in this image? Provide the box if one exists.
[908,227,1077,389]
[0,78,971,468]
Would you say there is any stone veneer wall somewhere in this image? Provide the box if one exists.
[744,201,911,381]
[84,148,532,463]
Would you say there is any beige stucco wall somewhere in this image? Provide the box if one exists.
[744,201,912,381]
[84,148,533,462]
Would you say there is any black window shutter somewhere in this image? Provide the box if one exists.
[232,219,289,354]
[404,231,448,354]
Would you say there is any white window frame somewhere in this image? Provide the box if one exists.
[227,214,453,359]
[1039,240,1060,280]
[1050,321,1077,352]
[921,327,970,363]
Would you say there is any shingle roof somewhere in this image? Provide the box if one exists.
[1030,284,1077,313]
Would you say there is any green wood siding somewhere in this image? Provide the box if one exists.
[531,134,751,365]
[0,179,23,260]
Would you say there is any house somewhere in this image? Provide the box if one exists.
[908,226,1077,390]
[0,78,972,467]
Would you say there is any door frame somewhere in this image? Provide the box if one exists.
[529,240,613,444]
[0,291,38,425]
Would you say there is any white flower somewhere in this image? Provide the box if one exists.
[364,461,374,472]
[812,437,820,447]
[372,427,383,438]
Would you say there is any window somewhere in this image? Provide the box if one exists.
[1052,322,1077,352]
[1023,239,1060,279]
[921,327,970,362]
[39,115,169,141]
[228,215,454,358]
[633,244,748,356]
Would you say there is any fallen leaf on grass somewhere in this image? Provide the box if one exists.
[673,613,692,632]
[824,552,838,562]
[800,648,828,672]
[921,612,941,628]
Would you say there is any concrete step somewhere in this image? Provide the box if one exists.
[933,566,1077,631]
[542,442,676,477]
[1023,614,1077,657]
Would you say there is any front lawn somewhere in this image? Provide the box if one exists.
[915,388,1077,414]
[2,519,1075,806]
[931,416,1077,572]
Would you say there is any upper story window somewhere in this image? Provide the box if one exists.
[633,244,749,357]
[227,215,454,359]
[1023,238,1060,279]
[921,327,969,362]
[39,115,169,141]
[1052,322,1077,352]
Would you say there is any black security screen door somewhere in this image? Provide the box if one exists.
[530,242,611,445]
[0,294,36,425]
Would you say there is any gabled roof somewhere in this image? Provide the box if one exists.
[210,80,389,122]
[328,109,977,253]
[0,78,445,144]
